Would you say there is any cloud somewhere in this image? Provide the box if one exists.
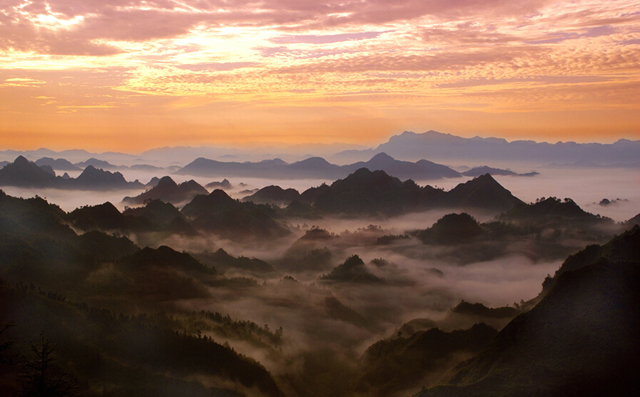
[176,62,260,71]
[270,31,385,45]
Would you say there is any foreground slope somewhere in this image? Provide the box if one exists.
[416,226,640,397]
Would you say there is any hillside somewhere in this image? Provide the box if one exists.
[415,226,640,397]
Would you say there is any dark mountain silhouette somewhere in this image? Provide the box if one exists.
[0,156,58,187]
[299,170,518,217]
[625,213,640,227]
[0,156,147,190]
[416,213,484,244]
[122,176,208,205]
[175,153,461,180]
[0,160,8,169]
[416,226,640,397]
[0,283,283,397]
[194,248,277,276]
[35,157,81,171]
[205,178,232,190]
[461,166,538,177]
[450,301,520,319]
[319,255,382,284]
[72,165,144,190]
[298,183,330,204]
[181,189,239,218]
[333,130,640,165]
[499,197,613,228]
[122,199,200,236]
[0,191,139,288]
[122,245,216,276]
[0,190,284,397]
[354,323,498,396]
[39,164,55,176]
[181,190,291,240]
[444,173,524,212]
[146,176,160,187]
[242,185,301,206]
[539,224,640,295]
[69,202,128,231]
[324,295,372,329]
[278,228,336,271]
[165,215,200,236]
[282,200,324,219]
[344,152,461,180]
[310,168,430,217]
[175,157,289,179]
[123,199,183,226]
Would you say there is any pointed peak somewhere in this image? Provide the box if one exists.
[156,176,178,188]
[341,254,365,268]
[14,155,29,165]
[209,189,233,200]
[473,173,499,183]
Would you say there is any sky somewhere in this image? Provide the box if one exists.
[0,0,639,152]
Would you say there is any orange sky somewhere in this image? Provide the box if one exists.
[1,0,639,152]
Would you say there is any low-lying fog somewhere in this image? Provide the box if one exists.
[4,166,638,221]
[2,163,638,396]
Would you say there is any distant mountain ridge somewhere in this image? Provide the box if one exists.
[176,152,462,181]
[122,176,208,205]
[242,169,523,216]
[333,130,640,165]
[0,156,144,190]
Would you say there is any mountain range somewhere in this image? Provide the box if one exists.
[243,170,523,216]
[332,130,640,165]
[2,130,638,171]
[415,225,640,397]
[122,176,208,206]
[176,152,465,181]
[0,156,143,190]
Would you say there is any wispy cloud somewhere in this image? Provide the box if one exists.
[0,0,638,149]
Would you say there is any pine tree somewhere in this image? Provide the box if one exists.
[19,332,79,397]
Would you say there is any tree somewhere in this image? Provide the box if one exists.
[0,322,15,364]
[19,332,79,397]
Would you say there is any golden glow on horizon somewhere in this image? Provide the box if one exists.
[0,0,638,151]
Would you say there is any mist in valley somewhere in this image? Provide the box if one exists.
[0,150,638,396]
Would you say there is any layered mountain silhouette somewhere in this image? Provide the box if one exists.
[122,176,208,205]
[193,248,278,276]
[354,323,498,396]
[0,155,59,187]
[75,157,117,169]
[498,196,614,229]
[73,165,143,190]
[333,130,640,165]
[287,169,521,217]
[176,152,461,181]
[416,226,640,397]
[181,189,291,240]
[0,156,144,190]
[319,255,382,284]
[242,185,301,206]
[35,157,81,171]
[416,213,484,244]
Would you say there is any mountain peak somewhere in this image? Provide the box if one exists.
[14,155,30,165]
[368,152,395,162]
[156,176,178,188]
